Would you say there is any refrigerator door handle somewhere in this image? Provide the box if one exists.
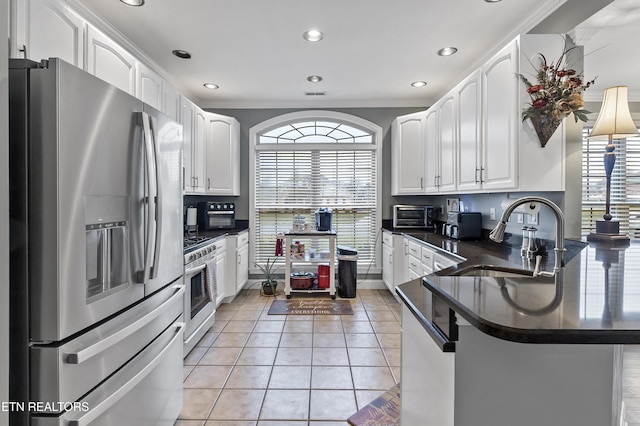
[139,111,157,284]
[67,321,185,426]
[149,114,163,280]
[65,285,184,365]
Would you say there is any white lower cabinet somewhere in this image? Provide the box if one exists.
[235,231,249,294]
[381,230,408,293]
[401,306,619,426]
[214,239,226,307]
[220,231,249,304]
[401,304,455,426]
[402,236,461,283]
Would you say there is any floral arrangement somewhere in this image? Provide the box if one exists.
[519,46,596,124]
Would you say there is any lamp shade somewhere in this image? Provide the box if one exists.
[589,86,638,139]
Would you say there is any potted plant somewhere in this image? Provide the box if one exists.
[255,257,280,296]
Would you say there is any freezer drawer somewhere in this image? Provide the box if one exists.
[30,282,184,405]
[32,317,184,426]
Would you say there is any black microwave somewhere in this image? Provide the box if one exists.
[198,202,236,230]
[393,205,435,229]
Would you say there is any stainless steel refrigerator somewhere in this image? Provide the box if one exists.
[9,58,184,425]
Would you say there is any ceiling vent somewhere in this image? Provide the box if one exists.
[304,91,326,96]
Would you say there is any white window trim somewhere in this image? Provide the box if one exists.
[249,110,383,274]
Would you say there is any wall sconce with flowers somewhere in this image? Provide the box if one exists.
[519,46,596,147]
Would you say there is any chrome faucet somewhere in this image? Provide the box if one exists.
[489,196,565,277]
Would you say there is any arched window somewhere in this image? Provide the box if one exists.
[250,111,382,270]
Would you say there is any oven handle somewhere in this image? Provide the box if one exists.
[65,285,184,365]
[185,263,207,276]
[67,321,184,426]
[206,211,235,215]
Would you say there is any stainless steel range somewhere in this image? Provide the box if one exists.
[183,237,217,355]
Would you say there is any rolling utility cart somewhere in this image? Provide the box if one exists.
[284,231,336,299]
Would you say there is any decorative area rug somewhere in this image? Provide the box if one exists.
[267,299,353,315]
[347,384,400,426]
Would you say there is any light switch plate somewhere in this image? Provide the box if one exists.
[528,213,538,225]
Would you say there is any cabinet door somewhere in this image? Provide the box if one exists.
[12,0,84,66]
[163,83,181,122]
[205,115,240,195]
[192,109,207,193]
[456,71,482,192]
[382,243,394,292]
[391,112,426,195]
[438,94,456,192]
[482,40,518,190]
[236,242,249,293]
[180,98,195,193]
[135,61,163,110]
[215,251,226,306]
[86,25,136,95]
[424,108,439,192]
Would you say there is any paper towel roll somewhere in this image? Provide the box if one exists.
[500,199,541,215]
[187,207,198,226]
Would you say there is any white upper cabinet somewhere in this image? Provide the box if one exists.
[481,39,519,191]
[163,83,181,122]
[86,25,136,95]
[135,61,163,110]
[180,98,195,193]
[12,0,84,66]
[192,109,207,194]
[423,107,439,193]
[424,96,456,193]
[391,111,427,195]
[438,94,456,192]
[456,70,482,192]
[205,114,240,196]
[392,34,569,195]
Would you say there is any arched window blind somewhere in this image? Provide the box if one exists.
[253,118,379,268]
[582,126,640,239]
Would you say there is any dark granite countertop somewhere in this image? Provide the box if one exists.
[390,227,640,344]
[193,226,249,240]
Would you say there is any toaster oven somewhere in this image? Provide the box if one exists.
[393,205,435,229]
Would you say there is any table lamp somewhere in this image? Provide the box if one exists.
[587,86,638,243]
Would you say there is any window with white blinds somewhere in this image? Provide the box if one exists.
[253,118,379,267]
[582,127,640,239]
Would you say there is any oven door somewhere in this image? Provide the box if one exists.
[184,260,215,351]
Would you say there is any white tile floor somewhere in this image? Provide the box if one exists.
[176,288,401,426]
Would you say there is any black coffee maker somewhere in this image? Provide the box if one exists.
[315,208,333,231]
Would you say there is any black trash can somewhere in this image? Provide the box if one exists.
[337,245,358,298]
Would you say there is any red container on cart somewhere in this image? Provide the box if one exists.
[317,264,330,289]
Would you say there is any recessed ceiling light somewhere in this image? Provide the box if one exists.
[303,30,324,42]
[437,47,458,56]
[411,81,427,88]
[307,75,323,83]
[203,83,219,89]
[120,0,144,6]
[484,0,502,2]
[172,50,191,59]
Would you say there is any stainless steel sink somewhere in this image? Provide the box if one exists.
[450,264,534,278]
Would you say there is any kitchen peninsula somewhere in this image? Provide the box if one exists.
[395,234,639,426]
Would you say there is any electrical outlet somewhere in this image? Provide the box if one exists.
[528,213,538,225]
[490,208,496,221]
[516,213,524,224]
